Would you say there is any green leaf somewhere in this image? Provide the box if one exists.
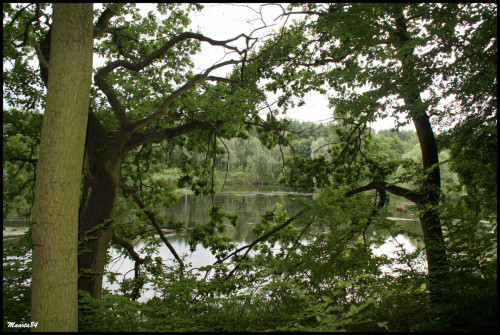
[378,322,389,330]
[326,305,343,313]
[415,283,427,293]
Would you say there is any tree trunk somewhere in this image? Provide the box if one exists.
[391,3,449,300]
[31,4,93,332]
[413,113,449,293]
[78,170,119,299]
[78,130,127,299]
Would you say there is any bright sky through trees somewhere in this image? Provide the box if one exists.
[1,3,413,131]
[187,4,416,129]
[140,3,412,130]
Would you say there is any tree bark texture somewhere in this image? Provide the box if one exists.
[412,113,449,288]
[78,165,120,299]
[31,4,93,332]
[78,124,128,299]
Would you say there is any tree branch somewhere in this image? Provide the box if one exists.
[345,181,422,205]
[31,37,49,70]
[93,28,258,132]
[111,232,145,301]
[129,59,243,132]
[215,208,306,267]
[206,76,265,98]
[93,72,130,129]
[119,183,184,267]
[111,234,144,264]
[93,5,126,38]
[96,31,253,77]
[129,73,208,132]
[12,3,41,47]
[9,157,38,165]
[124,120,222,154]
[212,179,419,277]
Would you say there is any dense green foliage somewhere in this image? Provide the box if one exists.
[4,115,496,332]
[3,3,496,332]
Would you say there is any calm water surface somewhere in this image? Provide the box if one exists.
[2,187,424,301]
[106,189,424,301]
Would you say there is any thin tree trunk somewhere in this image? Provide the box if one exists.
[413,114,449,291]
[391,3,449,300]
[31,4,93,332]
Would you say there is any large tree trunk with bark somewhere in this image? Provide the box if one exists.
[78,169,120,299]
[77,111,221,299]
[78,116,130,299]
[31,4,93,332]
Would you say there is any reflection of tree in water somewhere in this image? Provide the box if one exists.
[103,191,426,301]
[158,191,311,243]
[157,191,427,249]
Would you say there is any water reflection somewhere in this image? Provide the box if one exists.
[106,191,425,301]
[158,189,311,242]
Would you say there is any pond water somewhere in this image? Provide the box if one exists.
[106,188,313,288]
[2,187,425,302]
[105,188,425,301]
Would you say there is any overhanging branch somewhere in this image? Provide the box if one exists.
[124,120,222,154]
[345,181,422,205]
[214,208,306,269]
[111,234,144,264]
[119,183,184,267]
[210,180,420,278]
